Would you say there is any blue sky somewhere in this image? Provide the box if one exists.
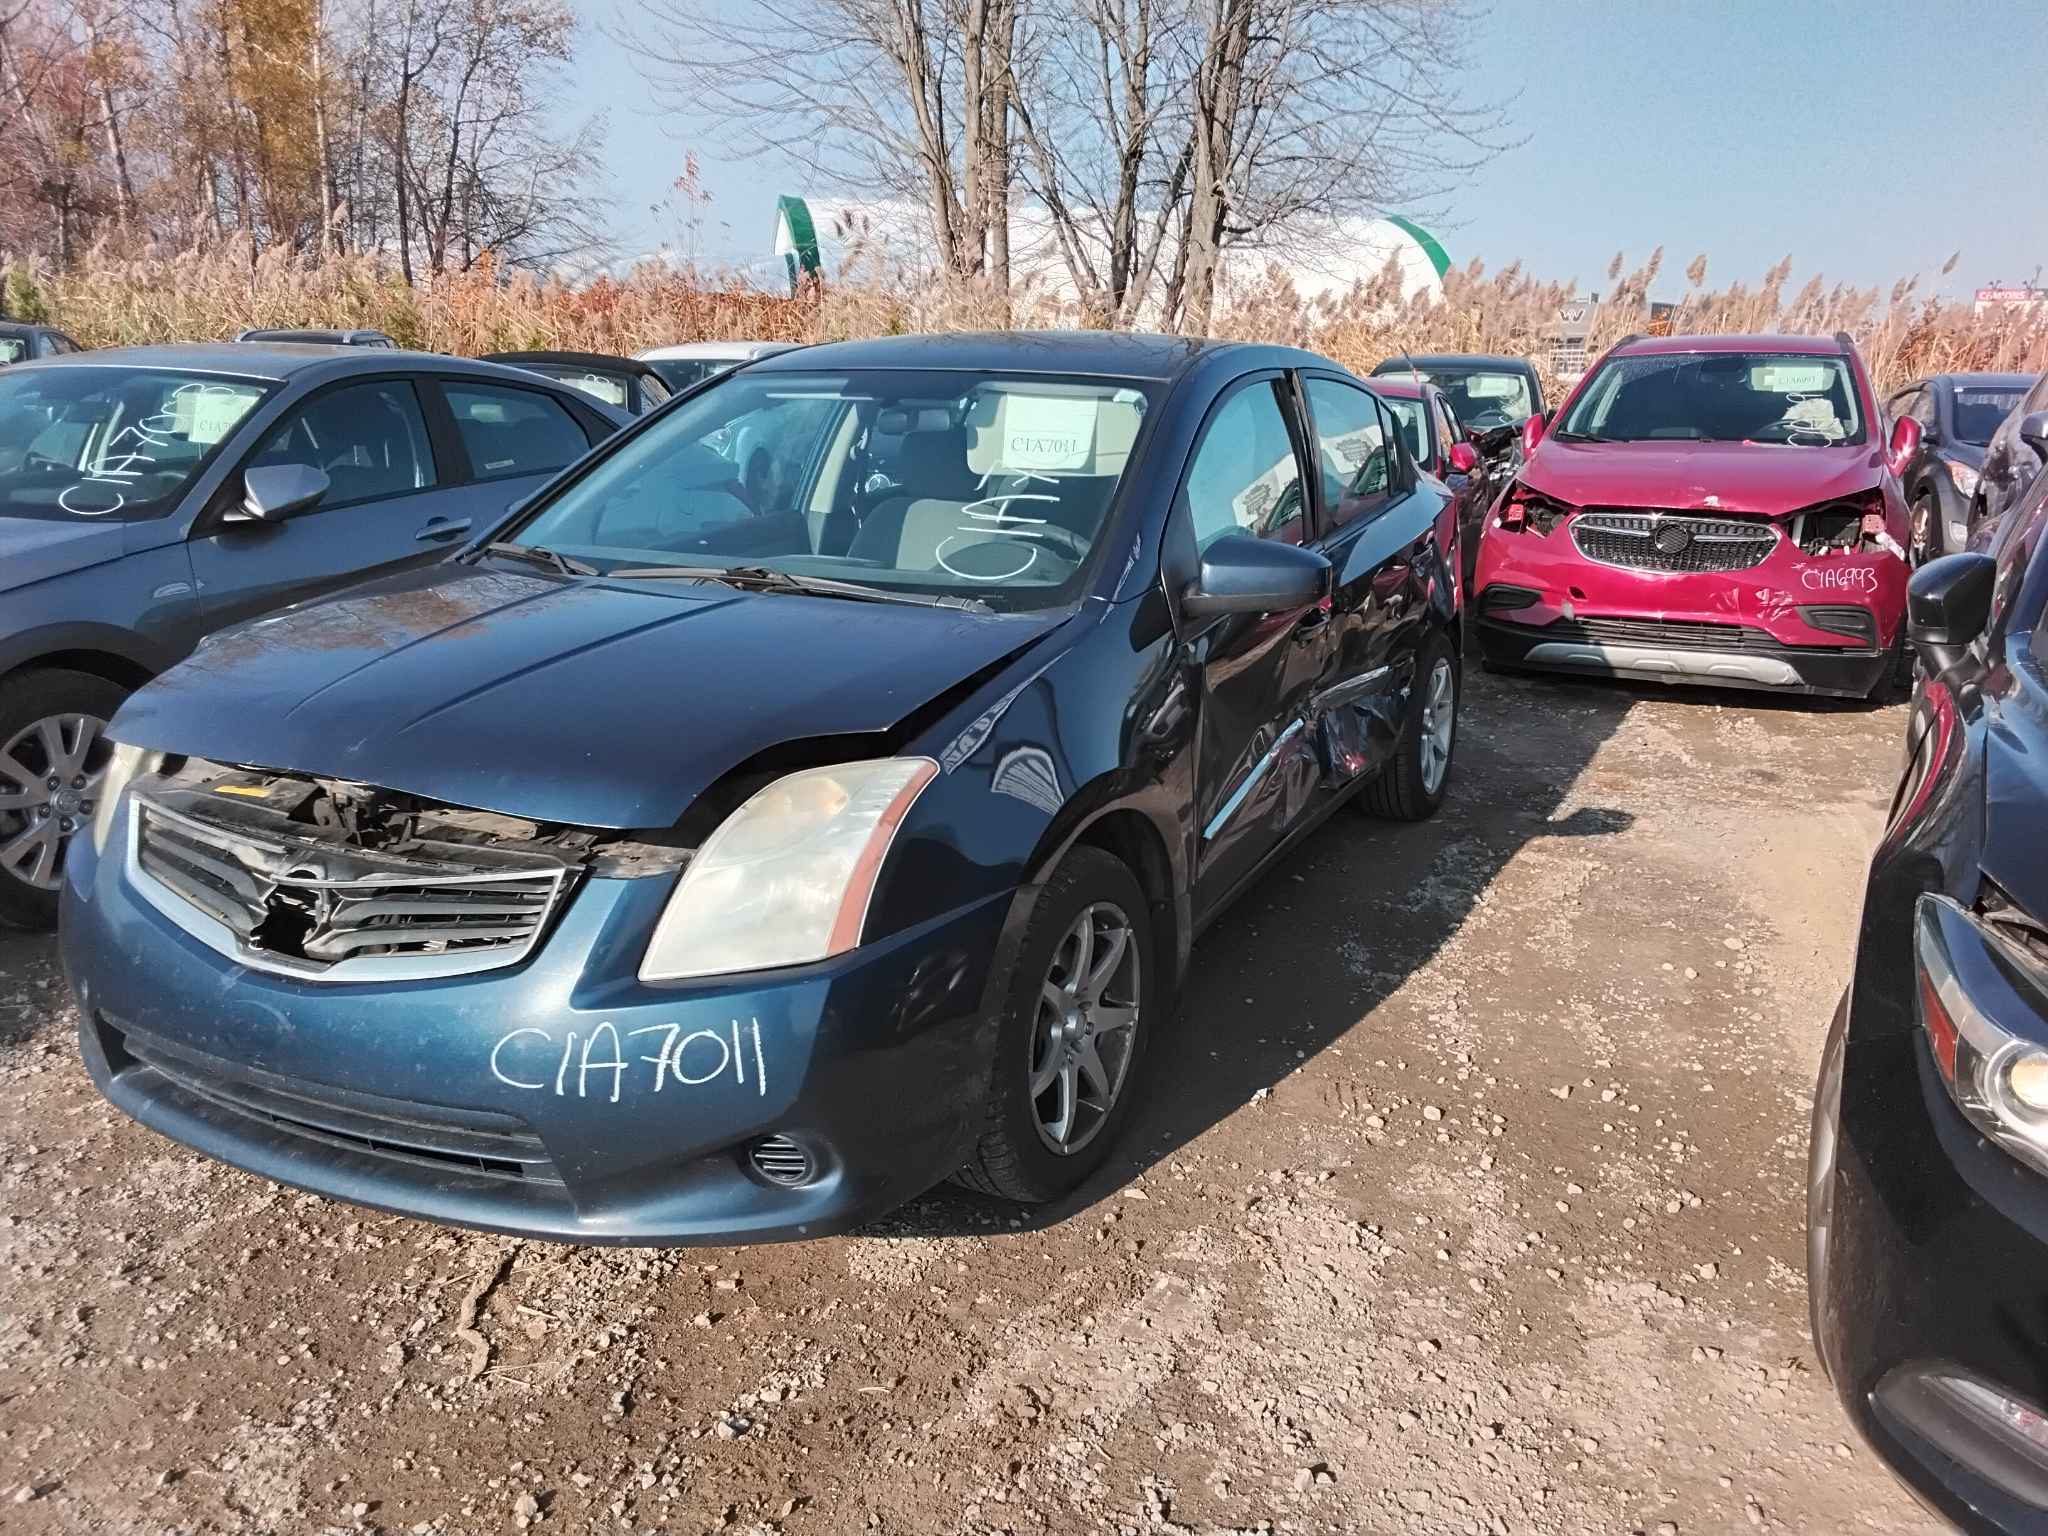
[557,0,2048,300]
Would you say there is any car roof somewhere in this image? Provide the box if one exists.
[0,320,51,335]
[15,342,582,386]
[746,329,1288,381]
[1368,376,1430,400]
[484,350,660,375]
[1612,333,1851,357]
[636,340,796,361]
[1925,371,2037,391]
[1373,354,1533,373]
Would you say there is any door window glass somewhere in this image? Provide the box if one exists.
[444,383,590,481]
[1305,378,1396,529]
[248,380,436,509]
[1183,380,1306,549]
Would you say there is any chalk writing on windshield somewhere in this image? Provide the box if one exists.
[934,488,1055,582]
[56,380,259,517]
[488,1018,768,1102]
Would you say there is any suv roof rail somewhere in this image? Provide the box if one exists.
[1833,330,1856,353]
[1612,332,1642,351]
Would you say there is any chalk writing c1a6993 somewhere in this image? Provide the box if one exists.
[489,1018,767,1103]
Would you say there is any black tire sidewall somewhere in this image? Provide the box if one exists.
[0,669,131,929]
[980,847,1154,1202]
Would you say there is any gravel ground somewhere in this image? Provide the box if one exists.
[0,666,1944,1535]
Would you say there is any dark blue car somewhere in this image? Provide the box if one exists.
[61,331,1464,1242]
[0,343,626,926]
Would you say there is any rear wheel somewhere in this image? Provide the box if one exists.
[1358,628,1458,821]
[0,669,129,930]
[956,846,1152,1204]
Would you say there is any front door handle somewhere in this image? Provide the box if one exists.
[415,518,473,542]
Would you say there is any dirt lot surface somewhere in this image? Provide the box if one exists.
[0,667,1946,1536]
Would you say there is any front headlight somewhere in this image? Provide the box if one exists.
[639,757,939,981]
[1918,894,2048,1178]
[1946,460,1981,498]
[90,743,162,854]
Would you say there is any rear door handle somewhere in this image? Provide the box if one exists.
[415,518,472,542]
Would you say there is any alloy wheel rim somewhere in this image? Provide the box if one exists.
[1912,502,1933,563]
[0,713,110,891]
[1419,658,1455,794]
[1029,901,1141,1155]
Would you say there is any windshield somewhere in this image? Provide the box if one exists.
[1412,369,1532,429]
[504,368,1154,612]
[1954,385,2025,445]
[1557,352,1865,445]
[0,337,28,366]
[0,366,272,520]
[644,357,739,392]
[1383,395,1430,464]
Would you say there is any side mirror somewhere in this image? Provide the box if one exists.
[2021,411,2048,456]
[1448,441,1479,476]
[1521,412,1547,459]
[234,463,329,523]
[1907,551,1995,676]
[1180,536,1331,619]
[1888,415,1923,475]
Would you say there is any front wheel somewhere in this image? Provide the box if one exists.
[956,846,1153,1204]
[1358,629,1459,821]
[0,668,129,929]
[1910,496,1939,566]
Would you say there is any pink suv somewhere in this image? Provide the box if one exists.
[1472,333,1921,699]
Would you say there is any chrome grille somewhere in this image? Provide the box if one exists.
[1570,510,1778,574]
[131,793,572,982]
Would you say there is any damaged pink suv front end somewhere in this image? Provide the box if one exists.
[1472,334,1914,700]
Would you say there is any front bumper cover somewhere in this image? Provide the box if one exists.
[62,801,1015,1245]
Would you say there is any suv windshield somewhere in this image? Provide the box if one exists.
[1558,352,1865,446]
[0,366,272,520]
[1410,369,1532,430]
[504,369,1153,612]
[1954,385,2025,445]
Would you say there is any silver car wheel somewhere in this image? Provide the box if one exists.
[0,712,110,890]
[1029,901,1141,1155]
[1419,657,1456,795]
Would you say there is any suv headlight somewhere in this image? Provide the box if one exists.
[1946,460,1981,498]
[639,757,939,981]
[90,743,162,854]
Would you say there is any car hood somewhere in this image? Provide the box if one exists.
[114,564,1065,828]
[1983,690,2048,920]
[1522,439,1882,515]
[0,515,133,593]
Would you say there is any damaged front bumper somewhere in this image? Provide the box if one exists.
[1473,518,1905,699]
[60,783,1013,1245]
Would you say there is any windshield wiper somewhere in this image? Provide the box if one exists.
[606,563,993,613]
[475,541,597,577]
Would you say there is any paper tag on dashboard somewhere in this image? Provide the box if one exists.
[181,386,260,445]
[1000,395,1097,472]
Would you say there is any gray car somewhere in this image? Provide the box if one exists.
[0,342,627,926]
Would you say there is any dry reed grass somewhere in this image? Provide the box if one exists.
[5,239,2043,399]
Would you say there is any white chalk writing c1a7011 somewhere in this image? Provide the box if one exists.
[489,1018,768,1101]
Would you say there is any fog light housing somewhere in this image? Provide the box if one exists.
[747,1135,814,1187]
[1873,1362,2048,1510]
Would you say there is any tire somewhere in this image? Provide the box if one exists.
[956,846,1154,1204]
[0,668,130,930]
[1358,628,1459,821]
[1910,495,1939,567]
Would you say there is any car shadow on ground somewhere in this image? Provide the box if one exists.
[873,667,1646,1240]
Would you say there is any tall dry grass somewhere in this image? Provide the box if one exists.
[6,239,2044,398]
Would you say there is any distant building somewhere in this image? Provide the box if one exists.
[1547,296,1682,383]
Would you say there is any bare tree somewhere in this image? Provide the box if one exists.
[616,0,1019,282]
